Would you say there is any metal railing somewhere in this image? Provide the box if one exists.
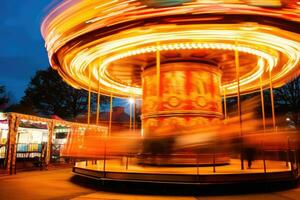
[81,137,299,181]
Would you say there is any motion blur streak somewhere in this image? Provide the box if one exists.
[42,1,300,167]
[61,97,299,166]
[42,1,300,98]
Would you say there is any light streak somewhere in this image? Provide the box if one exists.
[41,1,300,98]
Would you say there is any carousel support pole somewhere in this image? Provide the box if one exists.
[156,42,160,107]
[223,88,228,121]
[109,92,113,136]
[73,125,79,165]
[133,96,136,131]
[269,69,276,131]
[213,141,216,173]
[129,96,132,130]
[87,66,92,126]
[196,154,199,178]
[103,137,107,176]
[86,66,92,164]
[103,93,113,176]
[260,76,266,131]
[96,65,101,126]
[235,42,244,170]
[45,120,55,170]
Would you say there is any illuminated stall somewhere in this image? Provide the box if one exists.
[0,113,8,164]
[4,113,108,175]
[16,120,48,161]
[52,125,70,162]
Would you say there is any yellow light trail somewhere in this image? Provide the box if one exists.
[41,1,300,98]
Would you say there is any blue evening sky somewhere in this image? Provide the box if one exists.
[0,0,52,102]
[0,0,135,113]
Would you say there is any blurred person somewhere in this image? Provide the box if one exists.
[140,125,181,165]
[244,140,256,169]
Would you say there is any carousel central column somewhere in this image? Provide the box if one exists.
[142,62,223,136]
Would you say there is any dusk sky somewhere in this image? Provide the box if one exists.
[0,0,132,110]
[0,0,54,102]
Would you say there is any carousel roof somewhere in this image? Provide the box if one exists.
[42,0,300,97]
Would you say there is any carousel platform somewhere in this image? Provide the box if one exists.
[73,158,300,185]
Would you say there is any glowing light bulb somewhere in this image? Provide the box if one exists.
[128,97,135,104]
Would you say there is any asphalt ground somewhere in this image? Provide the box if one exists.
[0,168,299,200]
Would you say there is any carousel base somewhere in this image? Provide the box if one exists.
[73,159,299,185]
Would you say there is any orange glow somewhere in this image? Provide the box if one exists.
[42,0,300,171]
[42,1,300,98]
[142,62,222,136]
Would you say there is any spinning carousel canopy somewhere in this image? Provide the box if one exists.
[42,0,300,98]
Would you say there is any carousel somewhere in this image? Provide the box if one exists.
[41,0,300,184]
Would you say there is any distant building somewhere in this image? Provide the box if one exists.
[75,106,133,131]
[99,106,130,122]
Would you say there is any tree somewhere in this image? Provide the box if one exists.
[20,67,109,119]
[223,76,300,130]
[0,85,9,111]
[258,76,300,130]
[273,76,300,130]
[5,102,35,115]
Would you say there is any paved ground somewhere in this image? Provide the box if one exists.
[0,168,299,200]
